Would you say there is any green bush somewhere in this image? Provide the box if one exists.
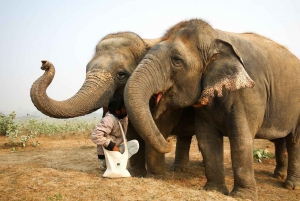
[0,111,19,136]
[0,111,22,146]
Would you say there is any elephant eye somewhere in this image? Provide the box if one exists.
[117,72,127,79]
[171,56,183,67]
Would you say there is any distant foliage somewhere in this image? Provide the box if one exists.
[0,111,23,147]
[0,111,99,149]
[0,111,19,136]
[23,118,96,136]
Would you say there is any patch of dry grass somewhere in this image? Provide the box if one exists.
[1,136,300,200]
[0,164,236,201]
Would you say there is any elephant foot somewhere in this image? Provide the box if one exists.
[283,179,300,190]
[129,167,147,177]
[203,182,229,195]
[147,166,166,176]
[174,166,188,172]
[145,172,166,179]
[230,186,258,201]
[146,168,166,177]
[173,163,189,172]
[274,168,287,180]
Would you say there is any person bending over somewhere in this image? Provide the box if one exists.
[91,97,139,168]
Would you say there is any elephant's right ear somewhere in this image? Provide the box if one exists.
[194,39,255,107]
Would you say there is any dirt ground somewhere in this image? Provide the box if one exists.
[1,135,300,201]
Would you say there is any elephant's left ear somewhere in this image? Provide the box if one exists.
[194,39,255,107]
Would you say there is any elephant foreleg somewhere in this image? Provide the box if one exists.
[146,145,166,176]
[226,114,257,200]
[173,135,192,171]
[196,113,229,195]
[127,122,147,177]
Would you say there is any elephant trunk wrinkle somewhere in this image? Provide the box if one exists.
[30,61,116,118]
[125,60,172,153]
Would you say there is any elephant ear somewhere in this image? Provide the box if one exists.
[194,39,255,107]
[143,38,162,49]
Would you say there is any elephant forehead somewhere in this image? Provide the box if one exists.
[159,37,192,52]
[91,52,131,68]
[97,38,131,50]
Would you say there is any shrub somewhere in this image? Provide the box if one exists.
[0,111,19,136]
[0,111,21,145]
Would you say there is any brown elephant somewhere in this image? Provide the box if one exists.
[124,19,300,200]
[30,31,196,176]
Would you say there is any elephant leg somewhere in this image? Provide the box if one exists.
[173,135,192,172]
[197,110,257,200]
[271,138,288,179]
[196,114,229,195]
[129,140,146,177]
[227,117,257,200]
[283,132,300,190]
[126,122,147,177]
[146,145,166,176]
[229,135,257,200]
[144,108,182,175]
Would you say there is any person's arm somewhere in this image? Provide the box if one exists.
[91,117,116,151]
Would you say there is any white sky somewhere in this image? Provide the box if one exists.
[0,0,300,117]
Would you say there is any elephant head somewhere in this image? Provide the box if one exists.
[31,32,161,118]
[124,19,254,153]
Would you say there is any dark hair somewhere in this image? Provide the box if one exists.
[108,97,124,114]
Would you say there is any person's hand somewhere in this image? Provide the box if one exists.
[112,145,120,152]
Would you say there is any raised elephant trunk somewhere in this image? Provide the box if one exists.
[30,60,115,118]
[124,55,172,153]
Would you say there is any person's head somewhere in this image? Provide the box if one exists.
[108,97,127,119]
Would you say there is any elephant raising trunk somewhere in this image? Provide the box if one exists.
[30,60,114,118]
[30,32,161,119]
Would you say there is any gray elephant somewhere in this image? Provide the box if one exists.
[30,32,196,176]
[124,19,300,200]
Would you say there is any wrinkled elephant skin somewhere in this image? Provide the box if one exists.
[30,32,196,177]
[125,19,300,200]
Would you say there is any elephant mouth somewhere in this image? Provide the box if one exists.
[154,92,163,106]
[150,92,164,109]
[149,92,166,119]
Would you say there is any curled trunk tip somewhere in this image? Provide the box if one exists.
[30,60,114,118]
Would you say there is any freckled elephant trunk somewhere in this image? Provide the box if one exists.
[124,58,172,153]
[30,60,115,118]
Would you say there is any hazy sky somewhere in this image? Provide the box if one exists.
[0,0,299,117]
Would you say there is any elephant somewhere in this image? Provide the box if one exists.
[124,19,300,200]
[30,31,196,177]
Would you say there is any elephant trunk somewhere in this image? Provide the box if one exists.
[124,56,172,153]
[30,60,115,118]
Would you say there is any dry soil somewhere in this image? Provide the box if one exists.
[1,135,300,201]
